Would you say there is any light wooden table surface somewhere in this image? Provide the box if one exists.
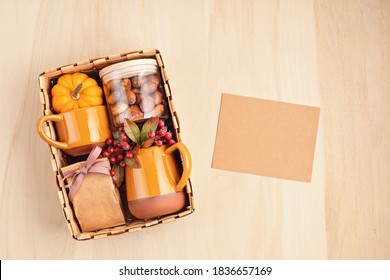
[0,0,389,260]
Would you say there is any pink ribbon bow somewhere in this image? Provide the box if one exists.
[62,146,110,202]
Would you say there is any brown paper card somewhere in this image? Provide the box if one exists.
[212,93,320,182]
[61,158,126,232]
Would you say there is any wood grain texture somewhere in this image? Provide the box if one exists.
[0,0,388,259]
[314,0,390,259]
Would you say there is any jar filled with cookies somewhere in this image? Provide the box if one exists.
[99,59,167,127]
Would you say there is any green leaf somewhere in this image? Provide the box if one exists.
[124,118,141,145]
[142,137,154,148]
[112,164,124,187]
[140,117,159,144]
[109,125,122,141]
[124,157,141,169]
[113,131,122,141]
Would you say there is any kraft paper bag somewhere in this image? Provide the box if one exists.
[61,158,126,232]
[212,93,320,182]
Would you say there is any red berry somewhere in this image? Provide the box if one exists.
[117,154,124,161]
[122,142,130,151]
[155,139,163,147]
[157,129,166,137]
[158,120,165,128]
[105,138,113,146]
[107,147,115,154]
[126,151,134,159]
[168,139,176,146]
[165,132,173,140]
[119,161,126,168]
[113,140,119,147]
[119,126,125,132]
[102,150,109,157]
[110,170,116,177]
[148,130,156,138]
[109,156,116,164]
[121,133,128,141]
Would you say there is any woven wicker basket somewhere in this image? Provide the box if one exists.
[38,49,195,240]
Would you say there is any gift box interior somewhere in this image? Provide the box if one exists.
[38,49,195,240]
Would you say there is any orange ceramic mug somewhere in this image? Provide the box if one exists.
[126,142,192,219]
[37,106,111,157]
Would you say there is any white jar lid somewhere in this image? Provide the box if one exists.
[99,58,158,83]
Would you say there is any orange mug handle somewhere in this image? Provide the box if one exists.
[37,114,69,150]
[164,142,192,192]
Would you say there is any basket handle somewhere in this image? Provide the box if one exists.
[164,142,192,192]
[37,114,69,150]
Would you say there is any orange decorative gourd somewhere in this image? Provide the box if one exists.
[51,73,103,113]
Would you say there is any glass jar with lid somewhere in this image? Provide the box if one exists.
[99,59,167,127]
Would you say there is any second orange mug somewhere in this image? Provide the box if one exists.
[126,142,192,219]
[37,106,111,157]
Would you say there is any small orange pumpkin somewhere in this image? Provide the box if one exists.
[51,73,103,113]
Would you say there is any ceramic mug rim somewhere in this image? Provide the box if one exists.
[58,105,106,115]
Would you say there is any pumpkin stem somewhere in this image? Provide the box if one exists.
[71,83,83,100]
